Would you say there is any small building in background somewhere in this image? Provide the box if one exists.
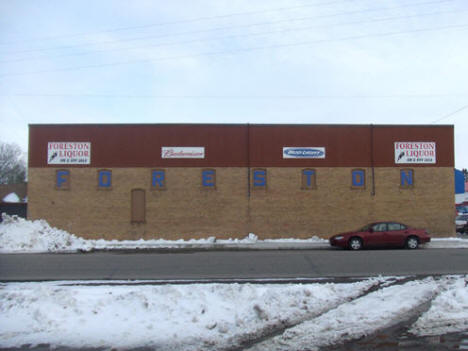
[0,183,28,221]
[455,169,466,205]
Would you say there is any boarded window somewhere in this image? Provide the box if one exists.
[131,189,146,223]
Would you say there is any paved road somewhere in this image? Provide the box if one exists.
[1,248,468,281]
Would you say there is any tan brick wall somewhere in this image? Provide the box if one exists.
[28,167,455,239]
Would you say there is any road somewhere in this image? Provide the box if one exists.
[1,248,468,281]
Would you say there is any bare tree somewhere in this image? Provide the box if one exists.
[0,142,26,184]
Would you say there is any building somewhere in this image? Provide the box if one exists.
[28,124,455,239]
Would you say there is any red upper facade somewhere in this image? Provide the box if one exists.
[29,124,454,168]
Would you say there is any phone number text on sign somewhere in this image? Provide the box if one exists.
[394,142,436,164]
[48,142,91,164]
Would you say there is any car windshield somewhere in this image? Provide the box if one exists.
[359,224,371,231]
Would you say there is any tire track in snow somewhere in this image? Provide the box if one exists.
[226,277,408,351]
[244,277,439,351]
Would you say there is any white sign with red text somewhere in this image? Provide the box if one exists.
[48,142,91,165]
[394,142,436,164]
[161,147,205,159]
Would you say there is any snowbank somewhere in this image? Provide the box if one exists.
[0,278,381,349]
[0,214,91,253]
[249,278,440,350]
[410,275,468,336]
[1,214,468,253]
[2,276,467,350]
[0,214,327,253]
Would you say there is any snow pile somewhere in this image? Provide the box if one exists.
[0,278,381,350]
[0,214,91,253]
[428,238,468,248]
[249,278,439,350]
[0,214,327,253]
[410,275,468,336]
[2,192,21,203]
[1,214,467,253]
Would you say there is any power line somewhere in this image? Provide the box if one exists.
[432,104,468,123]
[3,94,468,99]
[1,0,455,56]
[2,22,467,78]
[0,0,354,46]
[2,7,464,65]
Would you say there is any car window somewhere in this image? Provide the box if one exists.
[372,223,387,232]
[360,224,371,231]
[387,223,402,231]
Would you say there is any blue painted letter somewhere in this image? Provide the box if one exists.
[400,169,413,186]
[303,169,315,187]
[152,170,165,188]
[202,170,215,187]
[352,170,365,187]
[98,170,112,188]
[253,169,266,187]
[56,170,69,188]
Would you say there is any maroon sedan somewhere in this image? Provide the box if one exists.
[329,222,431,250]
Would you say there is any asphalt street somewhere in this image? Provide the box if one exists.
[1,248,468,281]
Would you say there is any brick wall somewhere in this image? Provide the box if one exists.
[28,166,455,239]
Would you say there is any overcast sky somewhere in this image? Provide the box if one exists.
[1,0,467,168]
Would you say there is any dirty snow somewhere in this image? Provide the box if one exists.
[248,278,440,351]
[410,275,468,336]
[0,278,381,350]
[1,214,468,253]
[1,276,467,350]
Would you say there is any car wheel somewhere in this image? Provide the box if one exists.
[406,236,419,249]
[348,237,363,250]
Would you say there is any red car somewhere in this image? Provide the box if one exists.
[329,222,431,250]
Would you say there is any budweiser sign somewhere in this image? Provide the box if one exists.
[161,147,205,159]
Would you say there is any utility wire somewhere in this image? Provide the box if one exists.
[3,94,467,99]
[0,0,353,46]
[0,0,455,56]
[432,104,468,123]
[2,7,464,64]
[1,22,467,78]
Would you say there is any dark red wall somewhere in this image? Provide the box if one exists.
[29,124,454,168]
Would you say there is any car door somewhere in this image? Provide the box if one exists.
[366,223,387,247]
[384,222,406,246]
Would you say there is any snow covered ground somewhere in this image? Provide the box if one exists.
[1,276,467,350]
[1,214,468,253]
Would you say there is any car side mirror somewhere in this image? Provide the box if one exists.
[369,228,374,233]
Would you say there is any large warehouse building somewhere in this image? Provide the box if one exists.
[28,124,455,239]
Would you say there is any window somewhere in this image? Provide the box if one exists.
[56,169,70,190]
[302,169,316,189]
[202,169,216,189]
[97,169,112,189]
[131,189,145,223]
[372,223,387,232]
[151,169,166,190]
[252,169,267,189]
[400,169,414,188]
[388,223,406,231]
[351,169,366,189]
